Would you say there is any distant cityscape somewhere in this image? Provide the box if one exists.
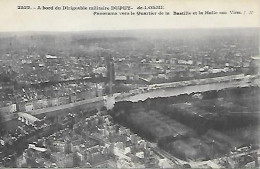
[0,28,259,168]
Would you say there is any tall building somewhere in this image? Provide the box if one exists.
[104,55,116,110]
[105,55,115,95]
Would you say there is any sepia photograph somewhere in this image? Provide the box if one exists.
[0,0,259,168]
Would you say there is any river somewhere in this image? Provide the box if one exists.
[120,80,257,102]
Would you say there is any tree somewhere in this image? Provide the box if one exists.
[0,114,6,135]
[73,152,81,167]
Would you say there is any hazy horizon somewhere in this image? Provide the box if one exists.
[0,27,258,38]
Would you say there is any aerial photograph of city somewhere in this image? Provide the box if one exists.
[0,27,259,168]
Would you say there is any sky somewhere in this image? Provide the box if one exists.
[0,0,259,32]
